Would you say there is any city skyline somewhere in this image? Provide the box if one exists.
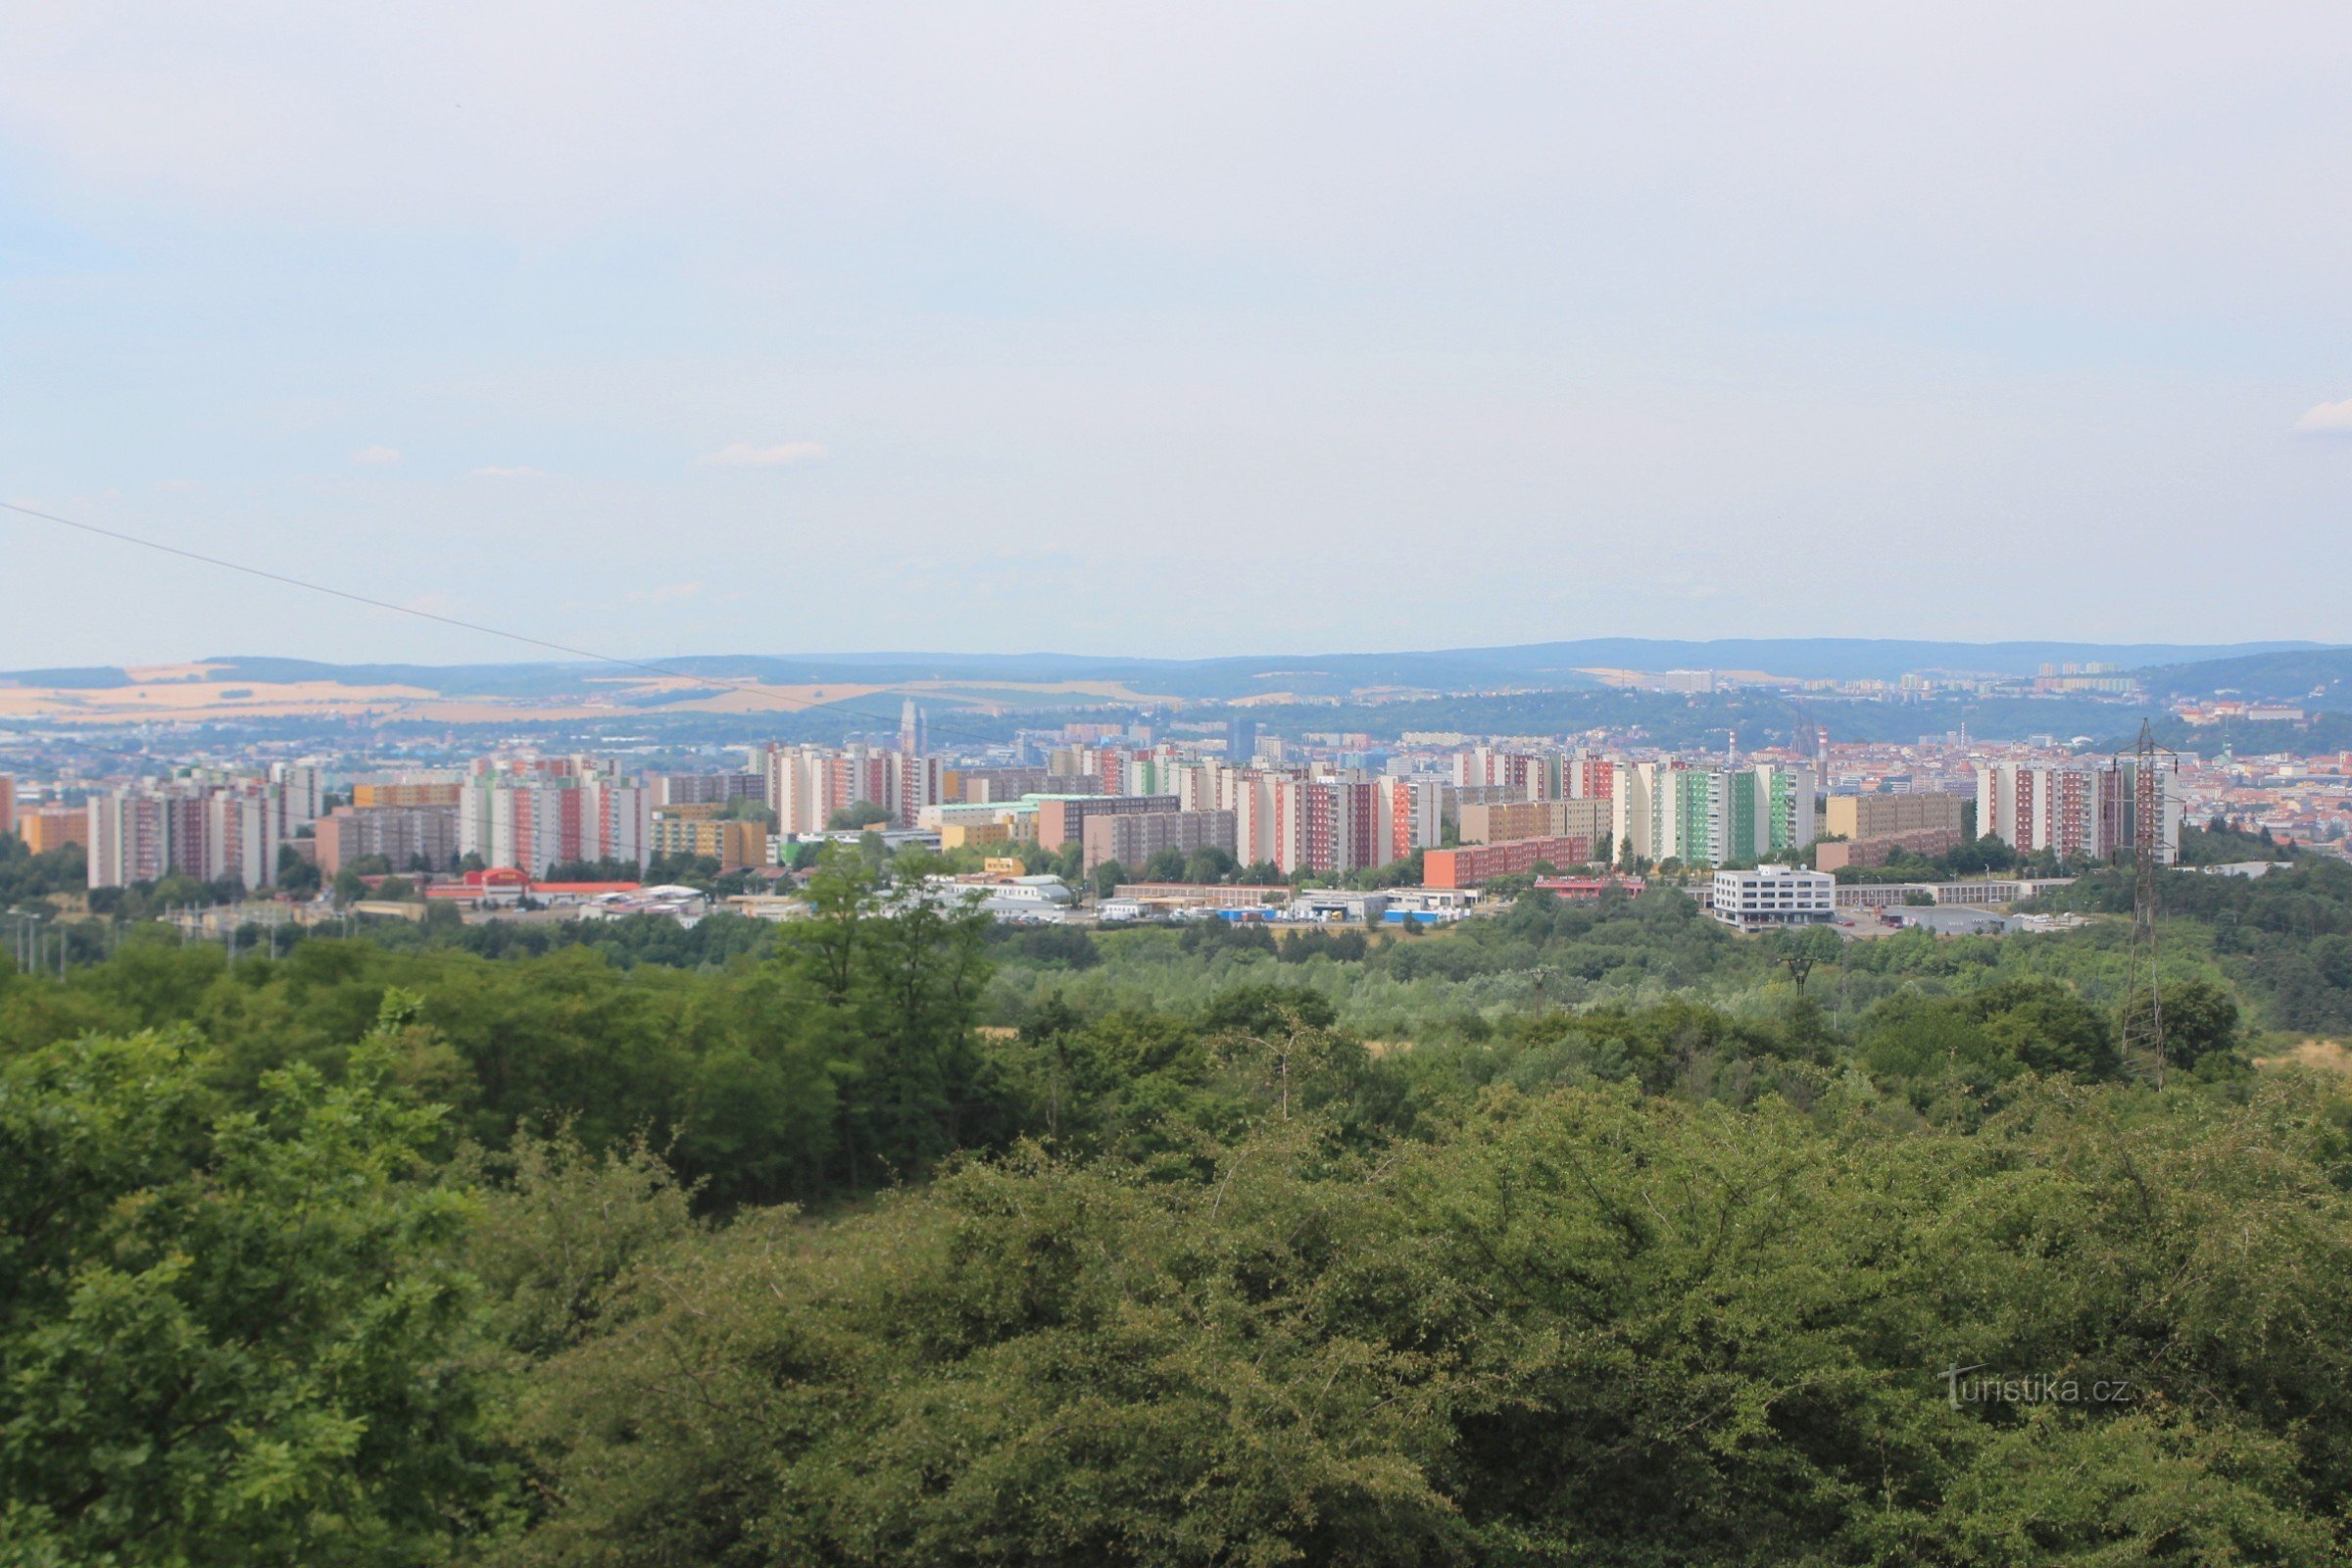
[6,4,2352,665]
[9,16,2352,1561]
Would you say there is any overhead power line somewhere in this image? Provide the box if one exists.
[0,498,1022,750]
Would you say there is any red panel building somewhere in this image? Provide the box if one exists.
[1423,834,1592,888]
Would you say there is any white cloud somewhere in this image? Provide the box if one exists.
[155,477,202,493]
[466,464,546,478]
[351,444,403,466]
[627,580,704,605]
[2293,399,2352,435]
[696,440,825,468]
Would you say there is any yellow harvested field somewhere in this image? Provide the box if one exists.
[2258,1040,2352,1075]
[0,667,1186,726]
[0,680,444,723]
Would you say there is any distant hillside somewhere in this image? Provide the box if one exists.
[2098,713,2352,759]
[2135,649,2352,706]
[3,638,2324,704]
[1430,638,2323,684]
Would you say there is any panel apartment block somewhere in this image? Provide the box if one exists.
[1824,792,1965,842]
[1457,798,1611,847]
[1080,809,1238,872]
[316,805,461,875]
[1036,793,1181,851]
[1422,834,1592,888]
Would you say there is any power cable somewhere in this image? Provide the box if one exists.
[0,498,1047,752]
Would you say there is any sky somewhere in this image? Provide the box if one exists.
[2,2,2350,668]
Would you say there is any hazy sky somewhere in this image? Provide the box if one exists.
[4,3,2350,667]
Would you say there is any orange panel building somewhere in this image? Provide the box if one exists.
[21,808,89,855]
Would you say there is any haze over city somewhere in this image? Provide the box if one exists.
[6,2,2352,667]
[24,11,2352,1566]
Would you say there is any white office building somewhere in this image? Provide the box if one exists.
[1710,864,1836,930]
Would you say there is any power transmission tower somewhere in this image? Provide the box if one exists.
[1785,692,1829,778]
[2116,718,2178,1087]
[1782,953,1816,997]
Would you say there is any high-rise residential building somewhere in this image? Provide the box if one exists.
[1168,760,1218,813]
[1975,760,2178,864]
[1231,773,1275,867]
[1669,766,1720,863]
[1761,765,1819,860]
[649,771,765,807]
[1610,763,1814,868]
[890,752,943,824]
[767,745,856,834]
[316,805,461,875]
[1825,792,1965,842]
[1224,775,1386,877]
[202,786,287,889]
[1376,776,1445,861]
[1300,777,1381,877]
[764,743,940,832]
[458,772,649,875]
[1035,793,1181,852]
[87,781,287,890]
[1116,746,1193,799]
[957,765,1098,803]
[270,762,325,830]
[0,773,14,840]
[1609,761,1654,863]
[1452,747,1548,800]
[88,791,174,889]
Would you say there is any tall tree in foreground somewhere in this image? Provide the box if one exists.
[0,994,498,1566]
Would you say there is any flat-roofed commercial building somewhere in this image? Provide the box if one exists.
[1111,882,1289,910]
[1710,865,1836,929]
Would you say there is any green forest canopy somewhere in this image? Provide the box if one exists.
[9,853,2352,1562]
